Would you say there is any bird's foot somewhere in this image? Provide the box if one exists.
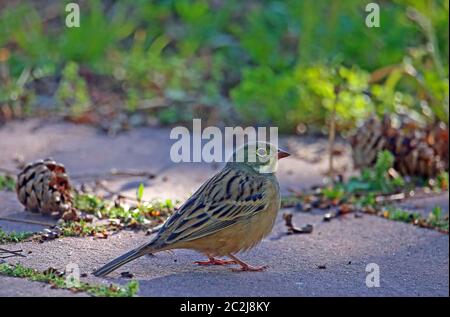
[226,254,268,272]
[231,264,268,272]
[194,257,237,266]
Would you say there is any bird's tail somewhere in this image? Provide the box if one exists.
[93,241,160,277]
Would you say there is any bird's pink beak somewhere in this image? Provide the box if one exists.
[277,149,290,159]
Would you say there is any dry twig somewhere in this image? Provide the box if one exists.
[0,247,26,259]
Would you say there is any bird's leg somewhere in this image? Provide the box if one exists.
[194,255,236,266]
[227,254,268,272]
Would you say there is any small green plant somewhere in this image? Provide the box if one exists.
[378,206,448,233]
[55,61,91,117]
[59,220,111,238]
[0,1,448,130]
[429,171,449,192]
[384,207,420,223]
[356,192,377,207]
[346,151,404,194]
[0,229,33,243]
[314,151,405,210]
[73,192,176,229]
[0,175,16,191]
[73,193,105,214]
[427,206,449,232]
[0,263,139,297]
[137,182,145,203]
[42,190,178,240]
[322,185,345,201]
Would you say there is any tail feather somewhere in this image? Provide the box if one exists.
[93,242,157,277]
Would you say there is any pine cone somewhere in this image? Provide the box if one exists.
[350,116,386,169]
[350,115,448,178]
[16,158,73,217]
[427,123,449,171]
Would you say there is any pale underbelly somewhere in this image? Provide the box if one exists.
[174,200,279,256]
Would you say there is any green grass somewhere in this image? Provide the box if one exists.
[0,229,33,244]
[427,206,449,232]
[345,151,405,195]
[379,206,448,233]
[0,175,15,191]
[46,192,176,239]
[430,172,449,192]
[0,186,176,241]
[0,263,139,297]
[73,193,176,229]
[322,150,406,207]
[322,185,345,201]
[384,207,420,223]
[281,151,449,233]
[59,220,113,238]
[0,1,447,132]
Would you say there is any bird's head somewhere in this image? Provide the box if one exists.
[228,142,290,174]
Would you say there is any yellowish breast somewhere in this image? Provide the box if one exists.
[176,187,280,256]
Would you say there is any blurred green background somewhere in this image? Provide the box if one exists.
[0,0,448,133]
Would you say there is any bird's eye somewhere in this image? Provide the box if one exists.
[257,148,267,157]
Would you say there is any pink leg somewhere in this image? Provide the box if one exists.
[227,254,268,272]
[194,256,237,266]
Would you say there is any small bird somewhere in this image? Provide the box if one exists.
[93,142,290,276]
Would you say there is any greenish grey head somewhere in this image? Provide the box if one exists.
[228,142,290,173]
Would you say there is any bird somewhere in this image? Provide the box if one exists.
[93,142,290,277]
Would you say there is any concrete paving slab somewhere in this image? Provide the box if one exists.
[0,119,448,296]
[0,119,350,199]
[0,191,54,233]
[4,210,448,296]
[397,193,449,217]
[0,119,350,232]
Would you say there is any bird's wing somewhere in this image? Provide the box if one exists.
[158,167,273,245]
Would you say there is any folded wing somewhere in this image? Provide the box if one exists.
[157,167,270,245]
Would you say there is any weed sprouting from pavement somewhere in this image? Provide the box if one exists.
[0,229,33,244]
[73,192,176,229]
[0,174,15,191]
[281,151,449,233]
[0,263,139,297]
[379,206,448,233]
[427,206,449,232]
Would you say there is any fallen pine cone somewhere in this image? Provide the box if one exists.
[16,158,77,219]
[350,115,448,178]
